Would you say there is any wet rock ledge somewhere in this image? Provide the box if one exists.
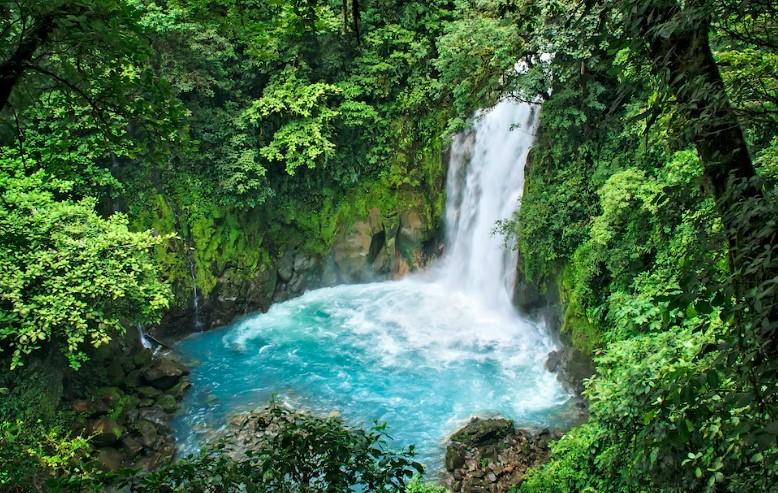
[441,417,560,493]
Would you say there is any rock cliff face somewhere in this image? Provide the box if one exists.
[513,156,595,398]
[512,264,594,396]
[152,202,441,339]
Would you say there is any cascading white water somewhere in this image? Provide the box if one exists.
[188,257,204,331]
[173,99,570,467]
[138,324,153,350]
[434,101,538,308]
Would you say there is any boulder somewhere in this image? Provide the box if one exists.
[288,271,306,294]
[293,252,316,272]
[450,417,514,447]
[277,251,295,282]
[94,386,125,408]
[121,435,144,457]
[204,262,278,329]
[545,350,562,373]
[442,419,555,493]
[132,349,153,369]
[87,417,123,446]
[157,394,178,413]
[70,399,107,416]
[96,447,123,471]
[136,386,163,399]
[169,378,192,400]
[544,347,595,395]
[139,406,169,428]
[135,420,158,448]
[138,398,155,408]
[142,357,189,390]
[70,399,92,414]
[445,443,466,471]
[241,264,277,313]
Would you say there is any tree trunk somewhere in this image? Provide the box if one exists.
[634,1,777,352]
[342,0,349,34]
[0,14,54,113]
[351,0,361,45]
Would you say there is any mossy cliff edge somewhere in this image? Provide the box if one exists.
[127,131,448,337]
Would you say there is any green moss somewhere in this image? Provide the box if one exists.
[260,110,447,258]
[544,264,599,356]
[190,206,271,298]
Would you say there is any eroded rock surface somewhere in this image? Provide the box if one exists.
[441,417,560,493]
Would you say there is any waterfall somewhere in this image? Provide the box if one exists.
[433,100,539,309]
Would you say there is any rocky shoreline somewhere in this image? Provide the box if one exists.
[441,418,560,493]
[69,349,190,471]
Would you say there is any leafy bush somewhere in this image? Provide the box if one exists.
[0,155,171,369]
[0,418,96,493]
[0,358,100,493]
[120,404,423,493]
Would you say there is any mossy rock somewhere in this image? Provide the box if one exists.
[156,394,178,413]
[168,378,192,400]
[95,386,126,407]
[88,417,124,446]
[138,398,155,408]
[96,447,123,472]
[142,357,189,390]
[136,386,163,399]
[132,349,153,369]
[450,418,514,447]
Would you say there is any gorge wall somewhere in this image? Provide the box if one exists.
[138,158,447,339]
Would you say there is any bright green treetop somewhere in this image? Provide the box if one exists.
[0,153,171,369]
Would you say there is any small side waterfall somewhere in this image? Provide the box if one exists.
[433,100,539,309]
[186,252,204,331]
[138,324,153,350]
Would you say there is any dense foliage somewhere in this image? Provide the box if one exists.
[115,404,424,493]
[120,0,458,302]
[0,0,460,490]
[0,358,97,492]
[0,154,171,370]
